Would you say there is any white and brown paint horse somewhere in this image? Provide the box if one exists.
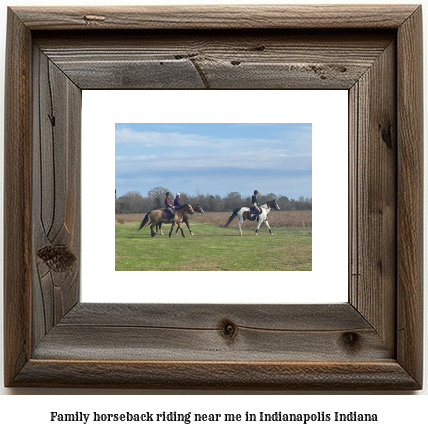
[156,204,205,236]
[138,203,194,237]
[224,200,280,235]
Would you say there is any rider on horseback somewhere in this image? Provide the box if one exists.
[252,190,262,214]
[165,192,175,222]
[174,192,181,208]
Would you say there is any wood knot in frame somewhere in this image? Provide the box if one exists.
[378,122,393,149]
[83,15,106,24]
[37,245,76,272]
[247,44,266,52]
[47,113,55,127]
[218,319,238,340]
[341,332,361,352]
[174,53,198,60]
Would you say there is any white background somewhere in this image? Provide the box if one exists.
[0,0,427,431]
[82,90,348,304]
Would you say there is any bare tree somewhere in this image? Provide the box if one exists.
[147,186,170,209]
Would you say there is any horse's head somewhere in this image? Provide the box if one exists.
[193,204,204,213]
[184,203,195,214]
[267,200,280,211]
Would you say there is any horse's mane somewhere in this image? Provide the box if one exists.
[175,203,190,211]
[261,200,277,209]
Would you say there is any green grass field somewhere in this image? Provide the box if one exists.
[116,222,312,271]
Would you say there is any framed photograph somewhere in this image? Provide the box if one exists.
[83,90,347,305]
[4,5,423,389]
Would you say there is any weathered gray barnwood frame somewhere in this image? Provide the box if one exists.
[4,5,423,389]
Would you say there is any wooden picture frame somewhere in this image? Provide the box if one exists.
[4,5,423,390]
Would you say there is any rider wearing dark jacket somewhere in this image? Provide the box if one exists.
[252,190,261,214]
[174,193,181,208]
[165,192,175,222]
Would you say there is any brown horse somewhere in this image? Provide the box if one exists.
[156,204,204,236]
[138,203,194,237]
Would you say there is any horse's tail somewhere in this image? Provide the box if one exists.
[138,212,150,230]
[223,208,240,227]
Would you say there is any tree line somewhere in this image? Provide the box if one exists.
[115,187,312,214]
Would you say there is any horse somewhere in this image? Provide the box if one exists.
[155,204,205,236]
[223,200,280,235]
[138,203,195,237]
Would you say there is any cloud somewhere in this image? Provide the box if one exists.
[115,127,284,149]
[115,124,312,198]
[115,150,311,178]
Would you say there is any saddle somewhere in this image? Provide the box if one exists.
[161,209,175,220]
[250,206,262,217]
[245,208,261,221]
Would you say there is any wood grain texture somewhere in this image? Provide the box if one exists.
[349,40,396,351]
[32,47,81,348]
[32,304,391,362]
[3,8,32,388]
[12,361,419,390]
[11,5,420,30]
[4,5,423,390]
[396,6,423,387]
[34,31,393,90]
[60,303,370,329]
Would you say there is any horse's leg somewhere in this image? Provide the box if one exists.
[150,224,156,237]
[158,223,164,235]
[255,218,263,235]
[186,220,193,235]
[178,222,185,238]
[264,219,273,235]
[169,221,176,237]
[238,216,243,236]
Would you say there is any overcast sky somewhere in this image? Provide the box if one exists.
[115,123,312,199]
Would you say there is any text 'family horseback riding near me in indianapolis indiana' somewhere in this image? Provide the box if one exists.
[50,411,378,424]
